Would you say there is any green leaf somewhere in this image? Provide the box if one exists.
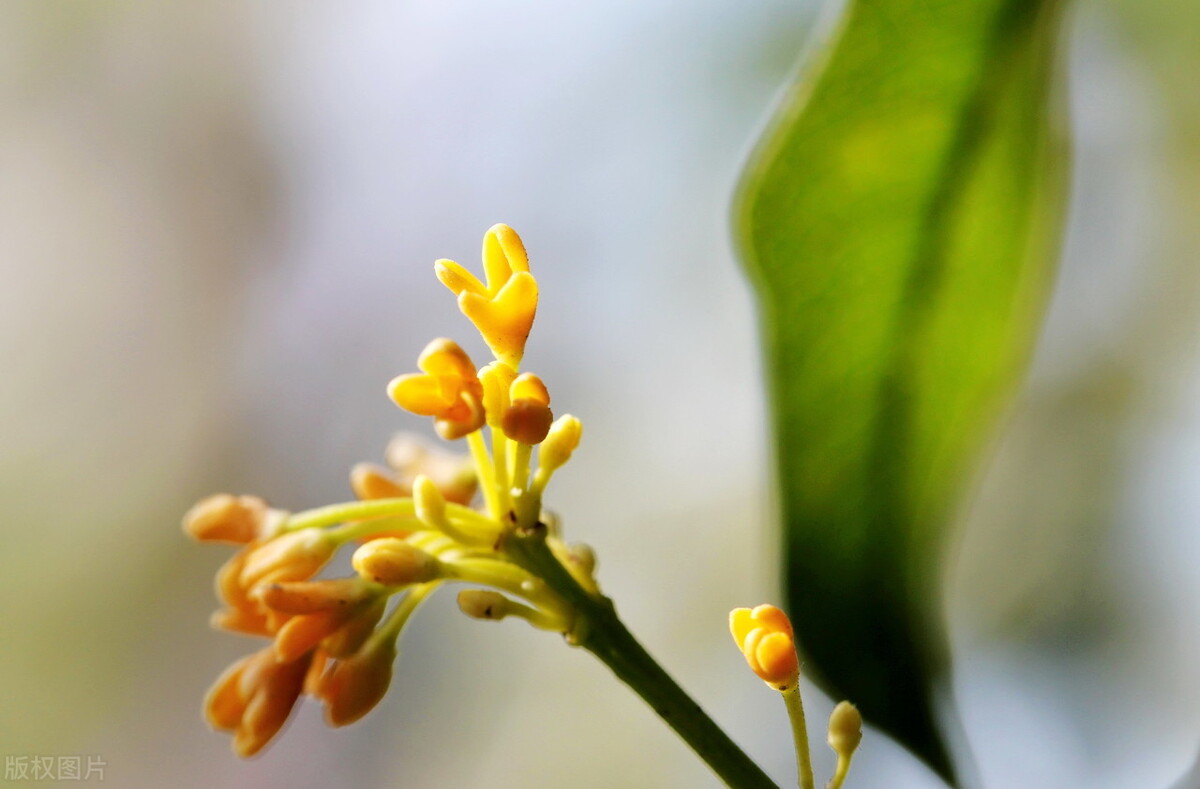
[733,0,1069,783]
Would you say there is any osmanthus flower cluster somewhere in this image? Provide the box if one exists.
[184,225,592,757]
[184,224,859,789]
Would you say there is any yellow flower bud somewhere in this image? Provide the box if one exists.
[729,604,800,690]
[412,474,447,529]
[387,338,485,440]
[456,589,513,621]
[183,494,283,544]
[351,538,440,586]
[827,701,863,756]
[538,415,583,474]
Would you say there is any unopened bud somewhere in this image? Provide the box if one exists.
[239,529,337,588]
[412,475,447,528]
[502,399,554,444]
[273,610,347,662]
[183,494,282,544]
[456,589,514,621]
[255,578,377,615]
[315,639,397,727]
[352,538,440,586]
[204,647,312,758]
[729,604,800,690]
[828,701,863,756]
[322,597,386,658]
[538,415,583,474]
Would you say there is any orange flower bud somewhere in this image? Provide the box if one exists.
[183,494,282,544]
[260,580,383,662]
[273,610,352,663]
[387,338,485,440]
[204,647,312,758]
[351,538,441,586]
[239,529,337,590]
[730,604,800,690]
[211,544,274,636]
[255,578,377,615]
[313,639,398,727]
[210,606,272,637]
[322,597,386,658]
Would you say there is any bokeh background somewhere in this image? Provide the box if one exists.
[2,1,1198,787]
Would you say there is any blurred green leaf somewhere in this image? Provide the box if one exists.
[734,0,1068,783]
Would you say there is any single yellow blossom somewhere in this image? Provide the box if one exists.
[435,223,538,368]
[388,338,485,440]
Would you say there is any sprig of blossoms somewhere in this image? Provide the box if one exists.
[184,225,593,756]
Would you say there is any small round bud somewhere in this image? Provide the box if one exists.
[538,415,582,473]
[828,701,863,757]
[352,538,440,586]
[502,399,554,444]
[456,589,513,621]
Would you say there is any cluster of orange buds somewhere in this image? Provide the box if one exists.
[186,225,596,757]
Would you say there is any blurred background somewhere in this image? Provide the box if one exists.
[1,1,1197,787]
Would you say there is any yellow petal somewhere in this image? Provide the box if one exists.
[387,373,449,416]
[434,258,487,297]
[481,223,529,293]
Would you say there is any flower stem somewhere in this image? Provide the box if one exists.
[503,525,779,789]
[781,685,815,789]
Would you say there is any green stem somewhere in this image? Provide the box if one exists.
[781,685,814,789]
[503,526,779,789]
